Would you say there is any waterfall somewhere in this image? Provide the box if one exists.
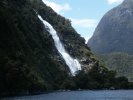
[38,15,81,76]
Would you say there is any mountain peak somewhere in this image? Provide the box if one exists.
[88,0,133,54]
[122,0,133,6]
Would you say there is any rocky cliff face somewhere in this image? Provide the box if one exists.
[88,0,133,54]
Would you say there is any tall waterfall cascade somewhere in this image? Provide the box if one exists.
[38,15,81,76]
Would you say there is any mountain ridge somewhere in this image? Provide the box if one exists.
[88,0,133,54]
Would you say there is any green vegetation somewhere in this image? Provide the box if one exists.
[87,0,133,86]
[0,0,133,96]
[61,65,133,90]
[97,52,133,81]
[0,0,69,95]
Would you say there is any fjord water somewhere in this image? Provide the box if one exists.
[2,90,133,100]
[38,15,81,75]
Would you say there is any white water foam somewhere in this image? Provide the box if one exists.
[38,15,81,76]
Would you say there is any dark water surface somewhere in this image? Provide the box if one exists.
[2,90,133,100]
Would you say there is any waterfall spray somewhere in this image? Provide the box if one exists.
[38,15,81,76]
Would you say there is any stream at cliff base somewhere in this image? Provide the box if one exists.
[2,90,133,100]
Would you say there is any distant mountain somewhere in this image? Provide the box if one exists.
[88,0,133,54]
[0,0,132,96]
[87,0,133,82]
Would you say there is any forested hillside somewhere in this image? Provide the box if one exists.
[0,0,132,96]
[97,52,133,81]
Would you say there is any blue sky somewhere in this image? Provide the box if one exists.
[43,0,124,42]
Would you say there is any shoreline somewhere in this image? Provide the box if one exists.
[1,88,133,98]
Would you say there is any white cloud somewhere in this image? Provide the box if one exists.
[84,35,92,44]
[70,18,97,44]
[42,0,71,13]
[107,0,124,4]
[70,18,98,28]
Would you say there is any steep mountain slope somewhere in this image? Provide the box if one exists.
[0,0,69,93]
[0,0,132,96]
[88,0,133,54]
[97,52,133,81]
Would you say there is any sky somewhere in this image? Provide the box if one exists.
[42,0,124,42]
